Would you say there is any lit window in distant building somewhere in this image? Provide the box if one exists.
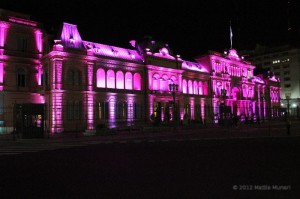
[282,58,290,63]
[284,84,291,88]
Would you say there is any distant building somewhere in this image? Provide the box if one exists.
[242,44,300,117]
[0,9,281,136]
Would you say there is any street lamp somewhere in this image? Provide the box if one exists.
[260,93,265,122]
[286,95,290,118]
[169,83,179,130]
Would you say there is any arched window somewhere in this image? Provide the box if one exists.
[198,82,203,95]
[152,74,159,90]
[125,72,132,90]
[203,82,208,95]
[107,69,115,88]
[182,79,187,94]
[193,81,198,95]
[133,73,141,90]
[188,80,193,94]
[17,68,26,87]
[96,68,106,88]
[160,75,169,91]
[116,71,124,89]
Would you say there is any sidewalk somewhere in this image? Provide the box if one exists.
[1,120,299,147]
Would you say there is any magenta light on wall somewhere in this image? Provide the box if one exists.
[125,72,133,90]
[0,62,3,91]
[53,59,63,90]
[87,93,94,130]
[87,63,93,91]
[133,73,141,90]
[8,16,37,27]
[34,30,43,53]
[96,68,105,88]
[116,71,124,89]
[52,92,63,133]
[35,65,42,86]
[0,22,9,48]
[107,69,115,89]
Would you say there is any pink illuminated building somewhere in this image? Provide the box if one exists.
[0,9,281,135]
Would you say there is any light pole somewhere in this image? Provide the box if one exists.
[286,95,290,118]
[169,83,178,130]
[261,93,265,122]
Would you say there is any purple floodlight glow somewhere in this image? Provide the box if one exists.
[96,68,105,88]
[125,72,133,90]
[193,81,198,95]
[82,41,143,61]
[133,73,141,90]
[60,23,83,48]
[107,70,115,89]
[8,16,37,27]
[182,79,187,94]
[253,76,265,84]
[53,59,63,89]
[0,22,9,48]
[0,62,3,91]
[188,80,193,94]
[52,92,63,133]
[227,49,241,61]
[87,63,93,91]
[182,61,209,73]
[87,93,94,130]
[35,65,42,86]
[34,30,43,53]
[116,71,124,89]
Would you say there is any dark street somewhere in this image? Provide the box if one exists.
[0,136,299,199]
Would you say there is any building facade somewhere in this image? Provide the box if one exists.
[0,9,281,135]
[243,44,300,117]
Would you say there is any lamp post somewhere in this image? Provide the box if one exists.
[261,93,265,122]
[169,83,178,130]
[286,95,290,118]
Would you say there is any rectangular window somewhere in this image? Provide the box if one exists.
[67,101,82,120]
[98,102,109,120]
[283,71,290,75]
[17,73,25,87]
[284,77,291,81]
[283,65,290,68]
[17,37,28,52]
[67,101,74,120]
[284,84,291,88]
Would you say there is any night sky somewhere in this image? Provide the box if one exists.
[1,0,299,61]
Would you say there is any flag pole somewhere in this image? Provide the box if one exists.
[230,21,233,49]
